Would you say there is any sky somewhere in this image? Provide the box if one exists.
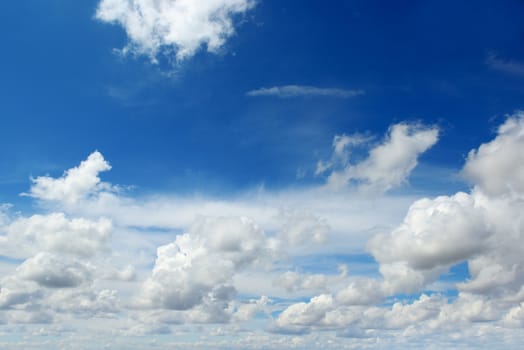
[1,0,524,349]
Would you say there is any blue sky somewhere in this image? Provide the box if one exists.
[1,1,524,349]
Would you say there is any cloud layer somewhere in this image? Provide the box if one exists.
[1,114,524,348]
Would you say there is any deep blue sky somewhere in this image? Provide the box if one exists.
[1,0,524,201]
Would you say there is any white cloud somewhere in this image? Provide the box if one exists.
[26,151,112,205]
[136,216,275,317]
[3,115,524,348]
[275,294,334,331]
[16,252,92,288]
[462,112,524,196]
[246,85,365,98]
[319,122,439,192]
[95,0,256,61]
[368,192,490,293]
[275,112,524,337]
[4,213,112,259]
[335,278,384,306]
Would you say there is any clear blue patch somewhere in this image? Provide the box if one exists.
[440,261,471,282]
[0,255,24,265]
[289,253,380,276]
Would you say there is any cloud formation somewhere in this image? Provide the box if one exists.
[26,151,111,204]
[274,113,524,340]
[136,216,275,324]
[318,122,439,192]
[2,115,524,348]
[95,0,256,61]
[246,85,365,98]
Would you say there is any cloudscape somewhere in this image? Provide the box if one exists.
[1,1,524,349]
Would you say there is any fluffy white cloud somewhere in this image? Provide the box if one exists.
[246,85,365,99]
[462,113,524,197]
[137,216,275,318]
[26,151,111,204]
[275,294,334,332]
[96,0,256,61]
[3,115,524,348]
[4,213,112,259]
[276,113,524,336]
[320,122,439,192]
[368,192,490,294]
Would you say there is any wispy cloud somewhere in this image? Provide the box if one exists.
[486,52,524,76]
[246,85,365,98]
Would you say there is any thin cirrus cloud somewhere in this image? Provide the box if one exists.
[486,52,524,77]
[95,0,256,62]
[246,85,365,98]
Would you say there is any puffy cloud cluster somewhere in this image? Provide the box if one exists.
[275,113,524,337]
[137,216,274,322]
[95,0,256,61]
[318,122,439,192]
[2,115,524,348]
[0,153,118,323]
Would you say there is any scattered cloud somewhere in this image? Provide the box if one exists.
[2,115,524,348]
[25,151,112,205]
[95,0,256,62]
[246,85,365,98]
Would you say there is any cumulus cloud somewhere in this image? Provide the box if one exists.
[26,151,111,204]
[4,213,112,259]
[95,0,256,61]
[16,252,92,288]
[246,85,365,98]
[275,294,334,332]
[137,216,275,320]
[3,115,524,347]
[276,112,524,335]
[462,113,524,196]
[319,122,439,192]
